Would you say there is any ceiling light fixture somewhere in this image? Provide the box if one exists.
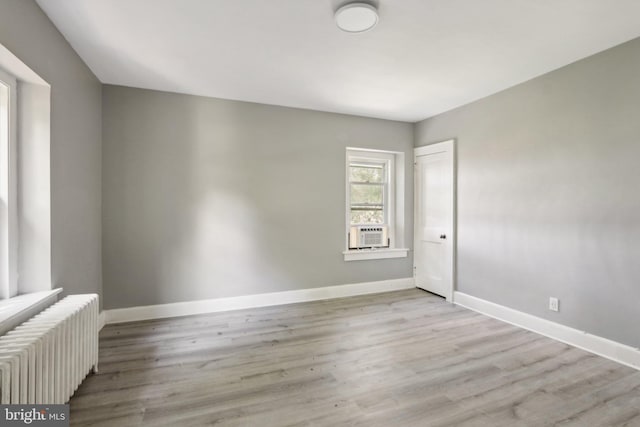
[335,2,379,33]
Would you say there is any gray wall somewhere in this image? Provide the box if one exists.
[0,0,102,300]
[102,85,413,309]
[415,37,640,348]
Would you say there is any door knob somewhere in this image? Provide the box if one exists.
[440,234,447,239]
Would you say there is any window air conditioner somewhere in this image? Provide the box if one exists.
[349,225,389,249]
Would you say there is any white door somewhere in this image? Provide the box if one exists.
[414,140,455,300]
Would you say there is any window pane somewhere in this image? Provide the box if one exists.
[350,210,384,224]
[349,164,384,183]
[350,183,383,206]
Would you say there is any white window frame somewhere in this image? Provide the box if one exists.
[347,151,393,232]
[344,148,409,261]
[0,67,18,299]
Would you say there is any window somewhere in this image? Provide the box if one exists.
[344,148,408,261]
[0,67,17,299]
[0,51,54,328]
[349,157,389,225]
[0,47,53,303]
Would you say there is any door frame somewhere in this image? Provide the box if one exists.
[414,139,456,302]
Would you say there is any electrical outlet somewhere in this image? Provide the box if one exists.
[549,297,559,312]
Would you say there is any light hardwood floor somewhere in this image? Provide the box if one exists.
[70,289,640,426]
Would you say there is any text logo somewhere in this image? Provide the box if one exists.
[1,405,69,426]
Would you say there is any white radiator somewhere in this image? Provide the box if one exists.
[0,294,99,404]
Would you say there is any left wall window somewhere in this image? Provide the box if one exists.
[344,147,410,261]
[0,67,18,300]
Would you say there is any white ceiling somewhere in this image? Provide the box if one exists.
[36,0,640,122]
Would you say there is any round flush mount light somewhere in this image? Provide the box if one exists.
[335,2,379,33]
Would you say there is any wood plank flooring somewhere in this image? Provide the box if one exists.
[69,289,640,426]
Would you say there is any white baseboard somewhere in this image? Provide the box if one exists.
[104,277,415,325]
[98,311,106,331]
[454,291,640,371]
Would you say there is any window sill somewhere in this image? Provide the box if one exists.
[343,248,409,261]
[0,288,62,336]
